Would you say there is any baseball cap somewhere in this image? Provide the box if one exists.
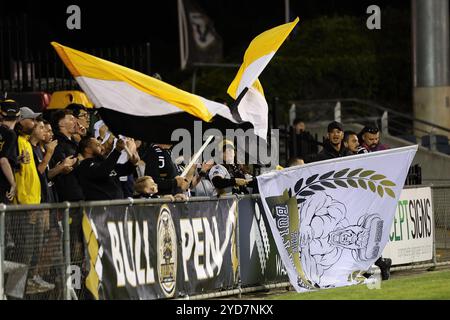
[219,139,235,150]
[19,107,41,120]
[327,121,343,133]
[0,99,20,119]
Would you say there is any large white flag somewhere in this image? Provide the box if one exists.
[257,146,417,291]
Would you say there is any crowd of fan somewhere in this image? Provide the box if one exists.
[0,99,261,296]
[0,98,392,296]
[288,118,389,166]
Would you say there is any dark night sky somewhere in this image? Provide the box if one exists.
[1,0,409,74]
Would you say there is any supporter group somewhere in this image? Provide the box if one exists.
[0,98,392,294]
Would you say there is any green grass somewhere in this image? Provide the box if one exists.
[269,270,450,300]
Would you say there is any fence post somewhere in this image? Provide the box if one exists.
[289,104,296,127]
[63,202,71,300]
[235,196,242,299]
[0,205,5,300]
[381,111,389,135]
[432,188,438,268]
[334,101,341,123]
[430,132,437,152]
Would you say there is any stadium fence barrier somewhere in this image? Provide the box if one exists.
[1,184,449,300]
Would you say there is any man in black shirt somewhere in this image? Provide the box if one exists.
[76,136,139,200]
[312,121,346,162]
[141,143,189,196]
[0,99,20,203]
[50,110,82,201]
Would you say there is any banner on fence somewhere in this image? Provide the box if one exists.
[82,199,238,299]
[257,146,417,291]
[238,198,288,286]
[382,187,433,265]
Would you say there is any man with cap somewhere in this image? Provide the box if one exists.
[11,106,56,293]
[358,126,389,153]
[0,99,20,203]
[14,107,42,204]
[209,139,253,195]
[313,121,346,162]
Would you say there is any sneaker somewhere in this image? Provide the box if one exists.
[26,279,41,295]
[32,275,55,292]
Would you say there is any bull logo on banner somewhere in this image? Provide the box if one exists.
[157,205,177,298]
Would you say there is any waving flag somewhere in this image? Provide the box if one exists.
[257,146,417,291]
[51,42,242,143]
[228,18,299,139]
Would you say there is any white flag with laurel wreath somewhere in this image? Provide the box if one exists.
[257,146,417,291]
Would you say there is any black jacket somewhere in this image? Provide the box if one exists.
[50,132,84,201]
[313,140,346,162]
[75,149,136,201]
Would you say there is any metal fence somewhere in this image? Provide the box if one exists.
[0,14,152,94]
[1,186,450,300]
[432,185,450,262]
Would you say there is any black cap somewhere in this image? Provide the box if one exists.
[327,121,343,132]
[0,99,20,119]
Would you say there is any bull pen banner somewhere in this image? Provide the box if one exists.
[257,146,417,291]
[382,187,433,265]
[82,199,238,299]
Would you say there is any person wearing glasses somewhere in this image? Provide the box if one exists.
[66,103,90,143]
[358,126,389,153]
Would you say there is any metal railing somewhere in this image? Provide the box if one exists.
[288,98,450,155]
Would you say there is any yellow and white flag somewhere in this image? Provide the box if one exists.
[51,42,237,142]
[227,18,299,139]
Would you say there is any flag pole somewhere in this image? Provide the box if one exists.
[177,0,187,70]
[180,135,215,178]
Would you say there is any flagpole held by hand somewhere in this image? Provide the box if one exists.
[180,135,215,178]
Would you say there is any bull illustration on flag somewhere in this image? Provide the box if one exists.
[257,146,417,291]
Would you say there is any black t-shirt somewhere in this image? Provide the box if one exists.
[142,144,180,195]
[0,125,18,190]
[50,132,84,201]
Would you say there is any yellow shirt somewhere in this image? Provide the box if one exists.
[15,135,41,204]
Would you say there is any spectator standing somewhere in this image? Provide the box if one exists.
[358,126,389,153]
[209,139,253,196]
[14,107,41,204]
[29,118,58,203]
[75,137,139,200]
[313,121,346,162]
[354,126,392,280]
[0,100,20,203]
[343,130,367,155]
[66,103,90,143]
[289,118,319,159]
[140,143,189,196]
[50,110,83,202]
[14,107,55,293]
[189,160,216,197]
[50,110,84,284]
